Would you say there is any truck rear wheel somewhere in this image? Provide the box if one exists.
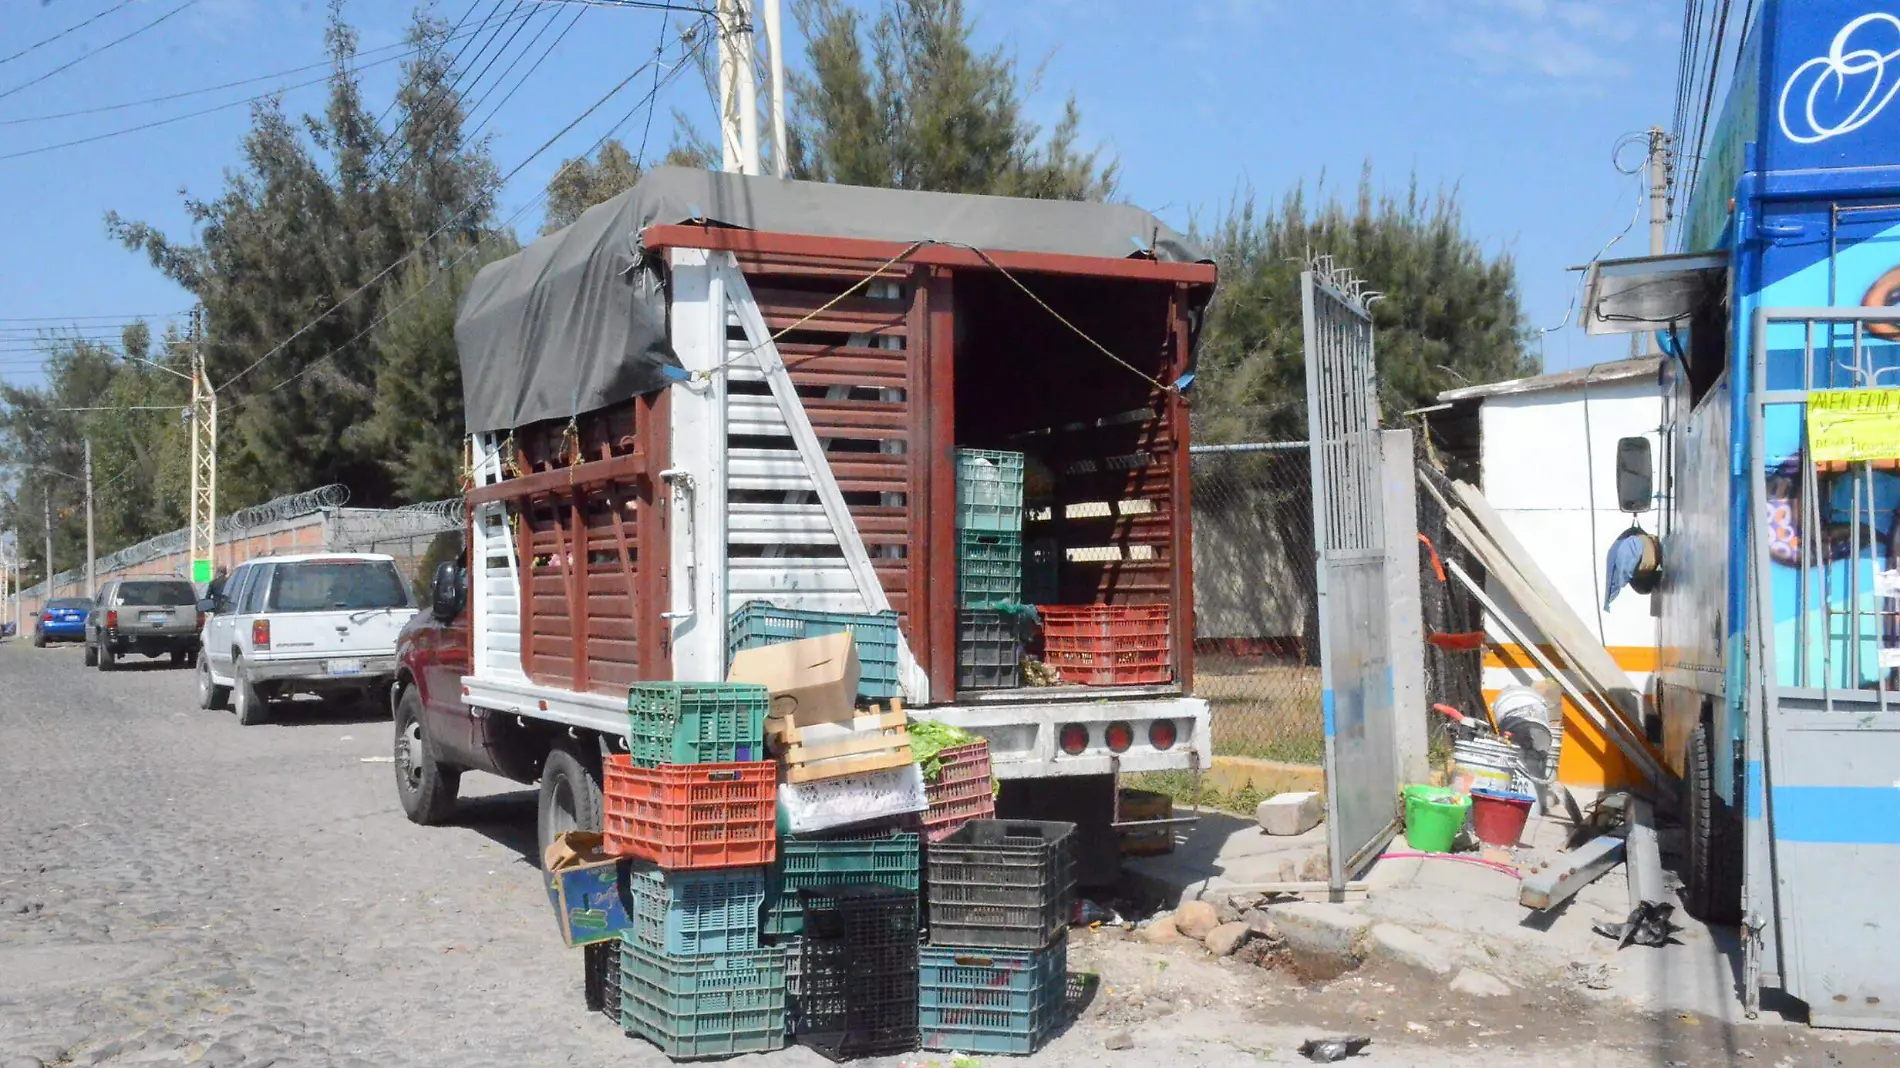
[198,653,229,710]
[1682,722,1743,924]
[394,687,461,826]
[233,664,269,726]
[537,744,604,869]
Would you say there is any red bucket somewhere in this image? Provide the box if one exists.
[1468,788,1534,848]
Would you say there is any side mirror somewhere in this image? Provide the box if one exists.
[197,596,217,614]
[431,561,465,622]
[1616,437,1654,513]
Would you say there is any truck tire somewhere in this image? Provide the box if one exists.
[170,649,188,667]
[537,744,604,869]
[394,687,461,826]
[31,629,44,648]
[98,643,117,671]
[233,664,269,727]
[1682,722,1743,924]
[83,640,98,667]
[198,653,229,711]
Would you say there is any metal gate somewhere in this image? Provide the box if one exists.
[1301,259,1401,892]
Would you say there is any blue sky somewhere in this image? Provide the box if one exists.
[0,0,1682,392]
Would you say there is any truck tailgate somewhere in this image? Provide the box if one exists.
[264,609,415,663]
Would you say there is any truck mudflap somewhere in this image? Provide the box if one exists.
[910,696,1211,780]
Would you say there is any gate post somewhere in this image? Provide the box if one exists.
[1382,429,1429,784]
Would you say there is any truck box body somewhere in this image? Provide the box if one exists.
[451,168,1216,778]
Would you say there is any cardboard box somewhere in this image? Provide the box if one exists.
[543,831,635,947]
[726,629,861,725]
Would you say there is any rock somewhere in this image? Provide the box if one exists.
[1216,900,1241,925]
[1243,909,1281,939]
[1255,791,1324,836]
[1299,852,1331,882]
[1173,900,1221,941]
[1205,921,1252,956]
[4,1057,45,1068]
[1266,901,1371,961]
[1136,914,1184,945]
[1367,923,1452,977]
[1448,968,1512,998]
[1104,1031,1134,1050]
[1226,892,1264,913]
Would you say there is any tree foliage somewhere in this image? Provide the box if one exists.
[787,0,1114,199]
[104,3,498,513]
[542,140,646,234]
[1194,173,1538,445]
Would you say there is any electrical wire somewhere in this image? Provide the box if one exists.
[465,5,586,141]
[0,0,140,67]
[360,0,487,167]
[0,0,200,104]
[365,0,513,179]
[223,24,704,396]
[370,0,545,182]
[0,21,515,127]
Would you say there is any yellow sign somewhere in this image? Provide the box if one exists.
[1808,389,1900,463]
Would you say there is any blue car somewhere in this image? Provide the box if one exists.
[34,597,92,647]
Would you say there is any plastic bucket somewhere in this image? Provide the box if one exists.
[1469,788,1535,847]
[1402,785,1470,853]
[1451,738,1520,794]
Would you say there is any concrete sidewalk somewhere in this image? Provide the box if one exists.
[1124,795,1770,1027]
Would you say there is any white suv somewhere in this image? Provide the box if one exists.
[197,553,418,725]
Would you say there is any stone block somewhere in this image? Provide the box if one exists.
[1255,791,1323,836]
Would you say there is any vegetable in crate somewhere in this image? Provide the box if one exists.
[908,719,978,782]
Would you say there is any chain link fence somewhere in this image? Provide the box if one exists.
[1190,443,1325,764]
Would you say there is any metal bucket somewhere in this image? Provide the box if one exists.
[1452,737,1522,795]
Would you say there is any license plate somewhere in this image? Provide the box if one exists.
[326,658,367,677]
[140,611,169,623]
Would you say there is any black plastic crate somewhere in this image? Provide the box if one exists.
[957,610,1022,690]
[798,884,920,979]
[583,938,621,1028]
[1023,537,1059,606]
[927,820,1077,949]
[797,885,921,1061]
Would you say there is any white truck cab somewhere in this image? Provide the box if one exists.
[197,553,417,725]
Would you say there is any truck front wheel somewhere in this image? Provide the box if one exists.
[537,744,604,869]
[394,687,461,826]
[1682,722,1743,924]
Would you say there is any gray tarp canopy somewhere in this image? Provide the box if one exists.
[455,166,1209,434]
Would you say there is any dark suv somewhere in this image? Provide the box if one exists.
[86,578,202,669]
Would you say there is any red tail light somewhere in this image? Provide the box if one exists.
[1149,719,1178,751]
[106,610,118,629]
[1105,721,1134,753]
[1058,723,1089,755]
[252,618,271,648]
[197,611,206,630]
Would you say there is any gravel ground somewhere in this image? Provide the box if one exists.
[2,637,1892,1068]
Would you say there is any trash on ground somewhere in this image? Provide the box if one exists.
[1298,1034,1372,1062]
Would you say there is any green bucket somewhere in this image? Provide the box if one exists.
[1402,784,1469,854]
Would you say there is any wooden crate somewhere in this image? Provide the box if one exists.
[767,702,913,784]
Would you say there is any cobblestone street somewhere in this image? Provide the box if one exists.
[3,637,1895,1068]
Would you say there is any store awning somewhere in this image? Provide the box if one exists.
[1581,250,1728,336]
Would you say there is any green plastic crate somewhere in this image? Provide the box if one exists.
[958,530,1023,607]
[726,601,901,701]
[762,832,921,939]
[956,449,1025,532]
[627,682,769,767]
[619,942,787,1059]
[624,863,765,957]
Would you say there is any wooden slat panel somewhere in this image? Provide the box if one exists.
[752,287,908,336]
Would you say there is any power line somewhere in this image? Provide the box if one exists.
[0,0,140,67]
[222,23,704,395]
[466,6,584,141]
[360,0,487,165]
[0,0,200,104]
[365,0,512,177]
[0,312,186,323]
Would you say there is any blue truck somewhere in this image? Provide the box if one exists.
[1603,0,1900,1031]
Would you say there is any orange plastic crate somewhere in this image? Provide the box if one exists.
[603,756,778,870]
[923,740,996,843]
[1039,604,1173,686]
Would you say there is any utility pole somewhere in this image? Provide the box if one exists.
[764,0,785,178]
[84,437,95,600]
[187,305,218,586]
[716,0,760,175]
[43,496,53,598]
[1647,125,1672,356]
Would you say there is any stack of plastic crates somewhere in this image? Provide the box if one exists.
[797,884,921,1060]
[956,449,1025,690]
[761,830,921,940]
[921,740,996,843]
[606,681,785,1060]
[922,819,1077,1055]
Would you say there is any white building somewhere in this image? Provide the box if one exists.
[1434,356,1664,788]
